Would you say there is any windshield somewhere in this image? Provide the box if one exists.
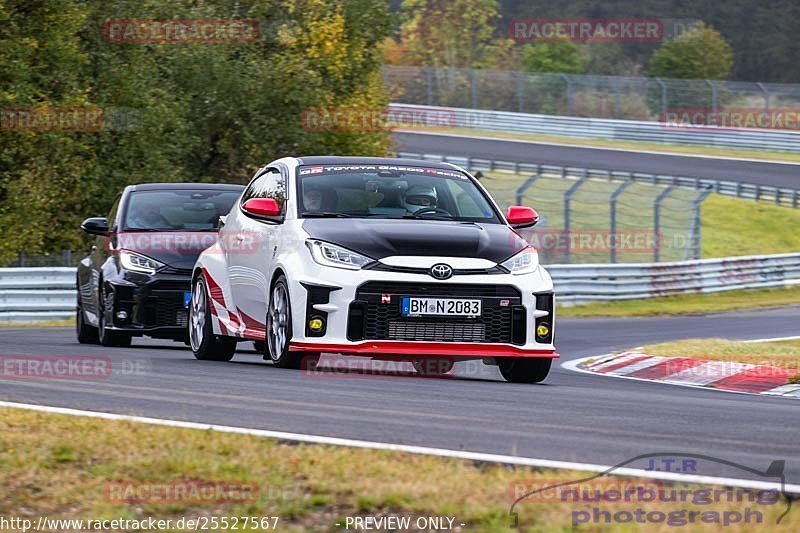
[296,164,500,223]
[123,189,241,231]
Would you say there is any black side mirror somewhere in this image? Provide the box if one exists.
[81,217,109,235]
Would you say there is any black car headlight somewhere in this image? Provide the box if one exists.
[119,250,166,275]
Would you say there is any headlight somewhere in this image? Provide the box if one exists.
[500,247,539,275]
[306,240,373,270]
[119,250,165,274]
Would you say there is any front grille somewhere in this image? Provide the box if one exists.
[387,321,486,342]
[142,297,187,328]
[350,282,522,344]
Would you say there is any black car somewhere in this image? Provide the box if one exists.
[76,183,244,346]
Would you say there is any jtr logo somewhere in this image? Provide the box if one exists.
[646,458,698,473]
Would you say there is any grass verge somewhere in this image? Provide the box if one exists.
[0,319,74,328]
[558,285,800,318]
[641,338,800,373]
[1,408,795,531]
[399,125,800,164]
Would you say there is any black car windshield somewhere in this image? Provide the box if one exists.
[123,189,241,231]
[297,164,500,223]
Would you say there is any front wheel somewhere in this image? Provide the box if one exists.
[498,358,552,383]
[189,275,236,361]
[266,276,317,369]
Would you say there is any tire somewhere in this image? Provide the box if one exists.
[498,358,552,383]
[412,359,454,375]
[189,276,236,361]
[253,341,266,353]
[75,294,99,344]
[98,284,132,348]
[266,275,318,370]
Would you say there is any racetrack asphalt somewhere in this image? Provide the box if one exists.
[1,304,799,485]
[392,131,800,189]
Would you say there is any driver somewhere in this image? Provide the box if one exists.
[403,185,437,213]
[128,204,171,229]
[302,187,324,212]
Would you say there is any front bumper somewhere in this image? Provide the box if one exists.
[106,270,191,340]
[284,264,556,360]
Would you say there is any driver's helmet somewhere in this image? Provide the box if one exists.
[404,185,437,213]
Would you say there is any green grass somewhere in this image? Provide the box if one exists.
[558,285,800,318]
[0,407,795,532]
[0,319,74,328]
[402,124,800,163]
[702,195,800,257]
[641,338,800,371]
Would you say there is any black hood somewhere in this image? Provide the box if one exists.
[302,219,526,263]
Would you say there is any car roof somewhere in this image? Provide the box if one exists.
[126,182,245,192]
[294,156,461,171]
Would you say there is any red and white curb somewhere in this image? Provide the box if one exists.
[563,349,800,399]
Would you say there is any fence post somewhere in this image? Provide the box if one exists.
[706,80,718,118]
[424,67,434,106]
[610,179,634,263]
[563,170,589,264]
[653,185,675,262]
[656,78,667,118]
[562,74,573,115]
[516,72,525,113]
[688,188,713,260]
[62,249,72,266]
[470,69,478,109]
[757,82,770,112]
[515,165,540,205]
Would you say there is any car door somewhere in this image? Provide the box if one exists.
[226,168,287,326]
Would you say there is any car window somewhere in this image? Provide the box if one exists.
[107,195,121,230]
[296,164,499,223]
[122,190,241,231]
[241,168,286,213]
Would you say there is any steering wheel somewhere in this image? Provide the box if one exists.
[413,207,454,217]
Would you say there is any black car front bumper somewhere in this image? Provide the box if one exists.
[105,269,192,340]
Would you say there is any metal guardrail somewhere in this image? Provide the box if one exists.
[3,256,800,321]
[397,151,800,208]
[389,102,800,153]
[550,253,800,305]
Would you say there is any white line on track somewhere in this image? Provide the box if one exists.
[742,335,800,343]
[1,399,799,494]
[394,129,800,166]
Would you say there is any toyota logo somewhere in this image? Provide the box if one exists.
[430,263,453,280]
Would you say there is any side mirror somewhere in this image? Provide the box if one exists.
[241,197,281,218]
[506,206,539,229]
[81,217,109,235]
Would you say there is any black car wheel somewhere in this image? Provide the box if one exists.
[75,292,99,344]
[498,358,552,383]
[189,275,236,361]
[97,284,132,348]
[266,275,318,370]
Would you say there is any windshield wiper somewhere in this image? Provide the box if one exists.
[399,213,456,220]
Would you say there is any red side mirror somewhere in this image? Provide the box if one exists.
[506,206,539,228]
[242,198,281,217]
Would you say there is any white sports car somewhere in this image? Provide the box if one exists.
[189,157,557,383]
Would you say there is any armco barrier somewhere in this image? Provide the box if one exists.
[389,103,800,153]
[3,254,799,321]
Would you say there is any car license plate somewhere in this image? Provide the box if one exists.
[401,297,481,317]
[183,291,192,308]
